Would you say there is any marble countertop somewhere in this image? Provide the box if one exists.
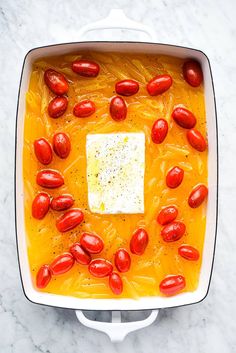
[0,0,235,352]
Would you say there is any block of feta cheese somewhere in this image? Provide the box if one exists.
[86,132,145,214]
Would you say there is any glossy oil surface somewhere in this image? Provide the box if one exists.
[23,51,207,299]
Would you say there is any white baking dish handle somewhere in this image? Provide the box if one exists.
[77,9,156,42]
[75,310,159,342]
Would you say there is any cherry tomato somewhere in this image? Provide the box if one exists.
[56,209,84,232]
[80,232,104,254]
[130,228,149,255]
[161,221,186,242]
[50,194,74,211]
[115,248,131,273]
[53,132,71,159]
[115,79,139,96]
[151,119,168,144]
[183,60,203,87]
[73,100,96,118]
[34,138,53,165]
[36,265,51,288]
[70,242,91,265]
[44,69,69,95]
[188,184,208,208]
[159,275,186,296]
[178,245,200,261]
[109,272,123,295]
[48,96,68,118]
[172,107,196,129]
[147,74,172,96]
[88,259,113,278]
[36,169,64,189]
[187,129,207,152]
[157,205,178,225]
[72,59,100,77]
[110,96,127,121]
[166,166,184,188]
[50,253,74,275]
[32,192,50,219]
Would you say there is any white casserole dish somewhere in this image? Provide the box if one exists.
[15,10,218,342]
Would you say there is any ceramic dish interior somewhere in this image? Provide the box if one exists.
[15,41,218,311]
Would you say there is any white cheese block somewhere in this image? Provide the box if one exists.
[86,132,145,214]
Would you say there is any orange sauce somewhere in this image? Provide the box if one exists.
[23,51,207,299]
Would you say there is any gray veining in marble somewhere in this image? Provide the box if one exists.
[0,0,236,352]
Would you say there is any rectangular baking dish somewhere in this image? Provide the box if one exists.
[15,9,218,341]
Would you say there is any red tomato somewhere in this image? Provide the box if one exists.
[44,69,69,95]
[50,194,74,211]
[50,253,74,275]
[187,129,207,152]
[130,228,149,255]
[36,169,64,189]
[161,221,186,242]
[183,60,203,87]
[34,138,53,165]
[178,245,200,261]
[72,59,100,77]
[151,119,168,144]
[109,272,123,295]
[115,248,131,273]
[172,107,196,129]
[70,242,91,265]
[188,184,208,208]
[157,206,178,225]
[56,209,84,232]
[73,100,96,118]
[36,265,51,288]
[159,275,186,296]
[88,259,113,278]
[166,166,184,188]
[48,96,68,118]
[115,79,139,96]
[53,132,71,159]
[32,192,50,219]
[110,96,127,121]
[80,232,104,254]
[147,74,172,96]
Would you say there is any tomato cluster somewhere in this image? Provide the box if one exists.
[156,190,206,295]
[36,228,149,295]
[34,132,71,166]
[151,103,207,151]
[34,57,207,297]
[32,192,75,219]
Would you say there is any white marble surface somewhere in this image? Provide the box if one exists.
[0,0,236,352]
